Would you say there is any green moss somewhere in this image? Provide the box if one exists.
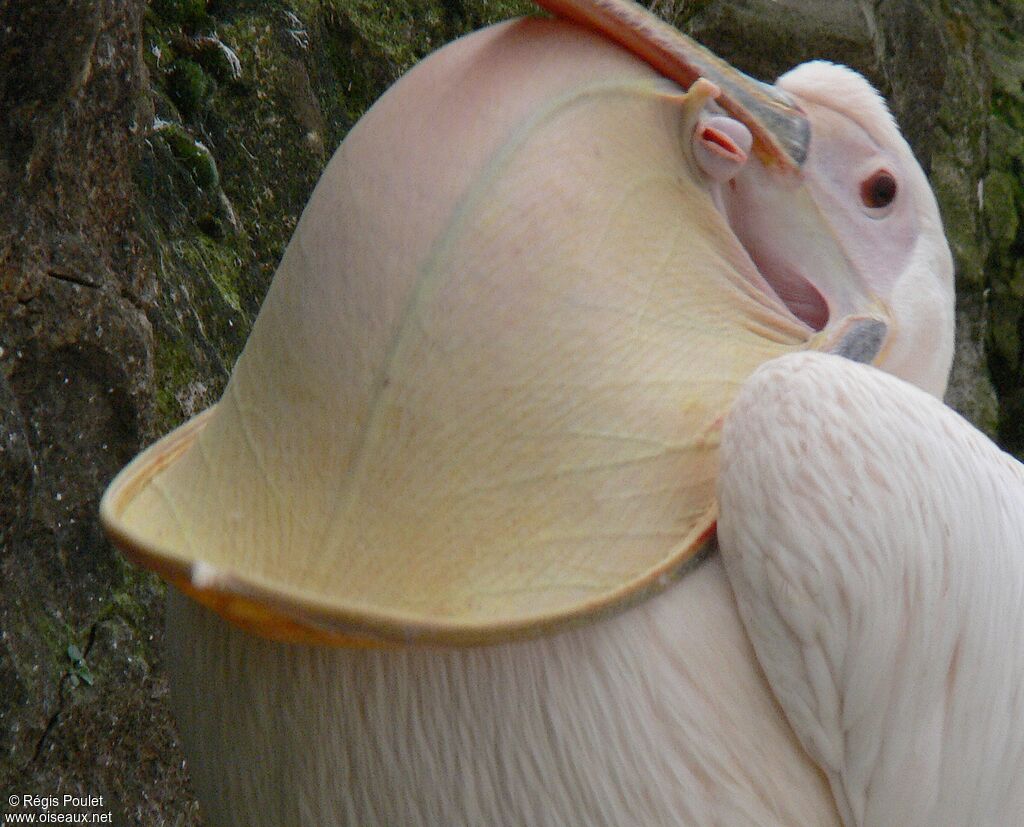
[177,235,246,314]
[151,0,210,28]
[90,555,167,672]
[143,219,248,434]
[991,296,1023,365]
[33,611,77,676]
[931,154,985,284]
[166,58,214,117]
[153,334,201,430]
[983,169,1020,250]
[330,2,447,68]
[192,36,243,81]
[989,115,1024,170]
[973,2,1024,456]
[143,26,177,76]
[97,557,156,631]
[154,121,219,190]
[1010,260,1024,300]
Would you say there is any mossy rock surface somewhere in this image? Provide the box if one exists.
[0,1,1020,822]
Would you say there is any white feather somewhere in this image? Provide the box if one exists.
[168,556,842,826]
[778,62,897,140]
[718,352,1024,826]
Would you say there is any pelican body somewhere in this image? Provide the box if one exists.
[98,1,970,823]
[719,353,1024,827]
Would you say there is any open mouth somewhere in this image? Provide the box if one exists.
[721,180,832,333]
[744,247,830,331]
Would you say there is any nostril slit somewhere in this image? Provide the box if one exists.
[701,126,744,160]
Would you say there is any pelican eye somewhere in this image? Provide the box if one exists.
[860,170,898,210]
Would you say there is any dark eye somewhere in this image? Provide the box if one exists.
[860,170,898,209]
